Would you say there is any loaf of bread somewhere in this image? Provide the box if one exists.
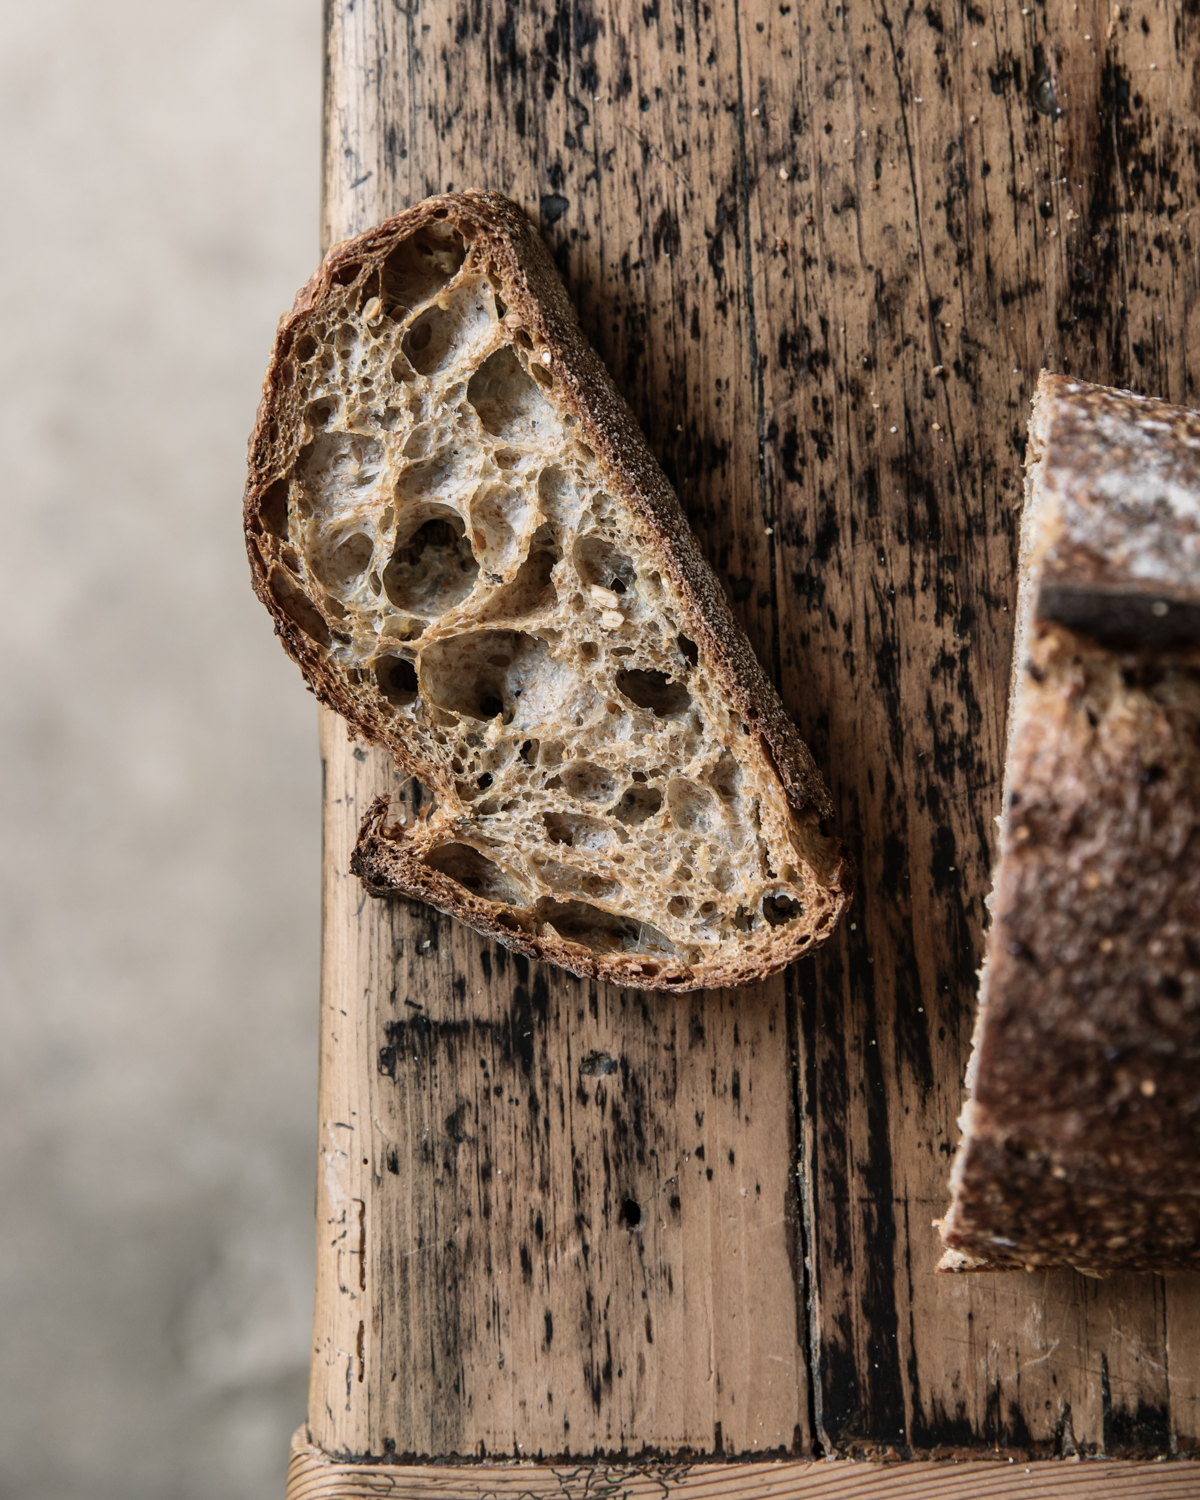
[243,191,852,990]
[939,372,1200,1273]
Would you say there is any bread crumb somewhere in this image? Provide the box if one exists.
[1099,937,1114,952]
[779,166,790,181]
[1141,1079,1157,1096]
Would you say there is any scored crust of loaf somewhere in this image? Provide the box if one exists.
[939,373,1200,1273]
[243,191,852,991]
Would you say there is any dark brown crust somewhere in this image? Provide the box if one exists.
[244,192,853,991]
[941,374,1200,1273]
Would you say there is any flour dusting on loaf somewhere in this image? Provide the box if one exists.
[244,192,851,990]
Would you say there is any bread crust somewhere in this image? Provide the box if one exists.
[244,192,852,990]
[940,374,1200,1272]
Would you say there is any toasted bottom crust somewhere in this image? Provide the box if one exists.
[352,798,852,992]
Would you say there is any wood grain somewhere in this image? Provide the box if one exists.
[309,0,1200,1466]
[287,1427,1200,1499]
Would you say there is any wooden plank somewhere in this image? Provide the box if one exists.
[314,709,811,1458]
[309,0,1200,1467]
[287,1428,1200,1499]
[745,0,1200,1456]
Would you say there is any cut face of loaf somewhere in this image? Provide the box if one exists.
[244,192,852,990]
[939,373,1200,1273]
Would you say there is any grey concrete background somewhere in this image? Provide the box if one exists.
[1,3,324,1495]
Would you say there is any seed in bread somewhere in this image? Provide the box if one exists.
[243,191,853,991]
[939,372,1200,1273]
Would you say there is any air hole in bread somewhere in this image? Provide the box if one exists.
[470,484,537,575]
[678,635,699,666]
[536,899,678,957]
[419,630,555,723]
[329,259,362,289]
[667,896,690,917]
[467,346,554,441]
[402,425,433,459]
[378,225,467,319]
[617,669,691,718]
[668,778,716,832]
[425,842,525,905]
[313,530,375,588]
[403,281,494,376]
[539,860,620,900]
[558,761,618,802]
[257,479,289,540]
[710,752,742,800]
[531,362,554,389]
[483,539,559,620]
[268,567,332,647]
[575,535,635,595]
[374,654,419,707]
[543,812,614,850]
[762,893,804,926]
[299,432,382,517]
[614,785,663,825]
[537,465,576,523]
[394,453,473,509]
[382,507,478,615]
[307,399,338,431]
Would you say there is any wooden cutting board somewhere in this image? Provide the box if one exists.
[297,0,1200,1484]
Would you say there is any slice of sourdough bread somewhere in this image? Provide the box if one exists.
[244,191,852,991]
[939,372,1200,1273]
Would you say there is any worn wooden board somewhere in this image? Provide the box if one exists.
[306,0,1200,1471]
[287,1427,1200,1498]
